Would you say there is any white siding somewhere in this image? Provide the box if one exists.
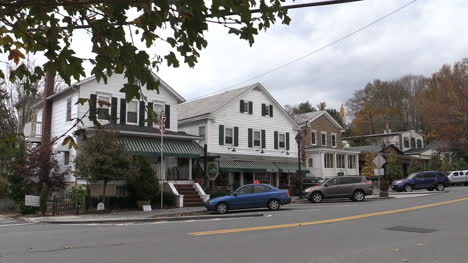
[205,88,298,159]
[78,74,181,131]
[179,119,209,144]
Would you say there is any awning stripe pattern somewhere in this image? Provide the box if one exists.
[214,160,307,174]
[118,136,202,158]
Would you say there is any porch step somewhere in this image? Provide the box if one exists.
[174,184,204,207]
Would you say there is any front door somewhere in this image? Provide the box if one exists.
[244,173,253,185]
[250,185,273,207]
[413,174,426,189]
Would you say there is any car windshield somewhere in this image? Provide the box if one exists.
[407,173,418,179]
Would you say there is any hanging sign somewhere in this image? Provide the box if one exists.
[206,161,219,181]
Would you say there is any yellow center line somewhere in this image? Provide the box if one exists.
[189,197,468,236]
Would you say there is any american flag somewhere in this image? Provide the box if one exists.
[159,111,166,134]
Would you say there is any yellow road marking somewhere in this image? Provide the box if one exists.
[189,197,468,236]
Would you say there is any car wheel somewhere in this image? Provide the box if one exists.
[404,184,413,192]
[267,199,281,211]
[427,188,434,191]
[310,192,323,203]
[352,190,365,202]
[436,183,445,191]
[216,202,228,214]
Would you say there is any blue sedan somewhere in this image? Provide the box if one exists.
[206,184,291,214]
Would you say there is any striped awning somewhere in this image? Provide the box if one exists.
[118,136,202,158]
[218,160,278,173]
[274,162,307,173]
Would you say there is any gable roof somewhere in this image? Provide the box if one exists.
[177,83,300,128]
[177,84,254,121]
[45,72,185,103]
[294,110,343,130]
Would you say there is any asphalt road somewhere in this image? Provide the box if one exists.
[2,187,468,263]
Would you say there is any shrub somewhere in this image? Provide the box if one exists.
[127,156,160,201]
[0,176,8,199]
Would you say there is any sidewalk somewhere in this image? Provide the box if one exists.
[23,206,264,224]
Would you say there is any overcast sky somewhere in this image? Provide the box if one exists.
[73,0,467,109]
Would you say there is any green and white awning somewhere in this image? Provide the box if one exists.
[218,160,279,173]
[118,136,202,158]
[274,162,307,173]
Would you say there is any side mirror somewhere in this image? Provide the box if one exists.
[324,184,328,187]
[233,192,238,197]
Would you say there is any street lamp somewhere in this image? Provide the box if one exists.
[295,130,303,193]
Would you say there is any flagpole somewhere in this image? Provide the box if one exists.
[160,111,164,209]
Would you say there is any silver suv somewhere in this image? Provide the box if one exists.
[303,176,373,203]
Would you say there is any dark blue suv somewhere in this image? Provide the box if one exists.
[391,171,449,192]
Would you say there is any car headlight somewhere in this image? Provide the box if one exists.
[304,187,313,193]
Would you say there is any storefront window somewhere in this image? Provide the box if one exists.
[255,173,271,185]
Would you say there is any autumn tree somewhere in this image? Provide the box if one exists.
[414,59,468,160]
[362,152,377,178]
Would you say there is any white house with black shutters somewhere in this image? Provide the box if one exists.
[20,73,207,206]
[177,83,304,191]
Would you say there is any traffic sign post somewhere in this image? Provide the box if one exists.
[373,153,386,194]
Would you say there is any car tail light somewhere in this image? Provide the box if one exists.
[365,181,372,185]
[285,190,290,196]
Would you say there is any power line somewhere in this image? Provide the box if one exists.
[191,0,418,101]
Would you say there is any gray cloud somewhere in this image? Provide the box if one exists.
[157,0,468,109]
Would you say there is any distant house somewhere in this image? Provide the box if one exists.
[177,83,303,192]
[342,129,425,153]
[294,111,360,178]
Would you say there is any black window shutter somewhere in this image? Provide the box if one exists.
[234,127,239,146]
[286,132,290,150]
[89,94,97,120]
[240,100,244,113]
[219,125,224,145]
[147,102,153,127]
[111,97,118,123]
[139,101,145,127]
[248,128,253,148]
[261,130,266,149]
[274,131,278,149]
[120,98,126,124]
[248,101,253,114]
[261,103,266,116]
[165,104,171,129]
[269,105,273,117]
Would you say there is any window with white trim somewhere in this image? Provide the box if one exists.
[311,130,317,145]
[324,153,334,168]
[308,158,313,168]
[153,103,164,116]
[242,101,251,113]
[225,127,233,145]
[127,101,138,124]
[331,133,337,148]
[279,133,286,148]
[63,151,70,165]
[97,95,110,120]
[253,130,261,147]
[348,155,357,169]
[66,97,72,121]
[264,105,270,116]
[336,154,345,168]
[321,132,327,146]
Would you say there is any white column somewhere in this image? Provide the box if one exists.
[240,172,244,185]
[228,172,233,185]
[188,158,192,180]
[356,154,359,175]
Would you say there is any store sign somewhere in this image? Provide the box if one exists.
[206,161,219,181]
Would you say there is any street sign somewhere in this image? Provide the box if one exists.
[374,168,385,176]
[25,195,40,207]
[97,202,105,211]
[373,154,386,168]
[143,205,152,212]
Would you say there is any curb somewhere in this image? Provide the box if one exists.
[35,213,265,224]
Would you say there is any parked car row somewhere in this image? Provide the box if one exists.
[206,171,455,214]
